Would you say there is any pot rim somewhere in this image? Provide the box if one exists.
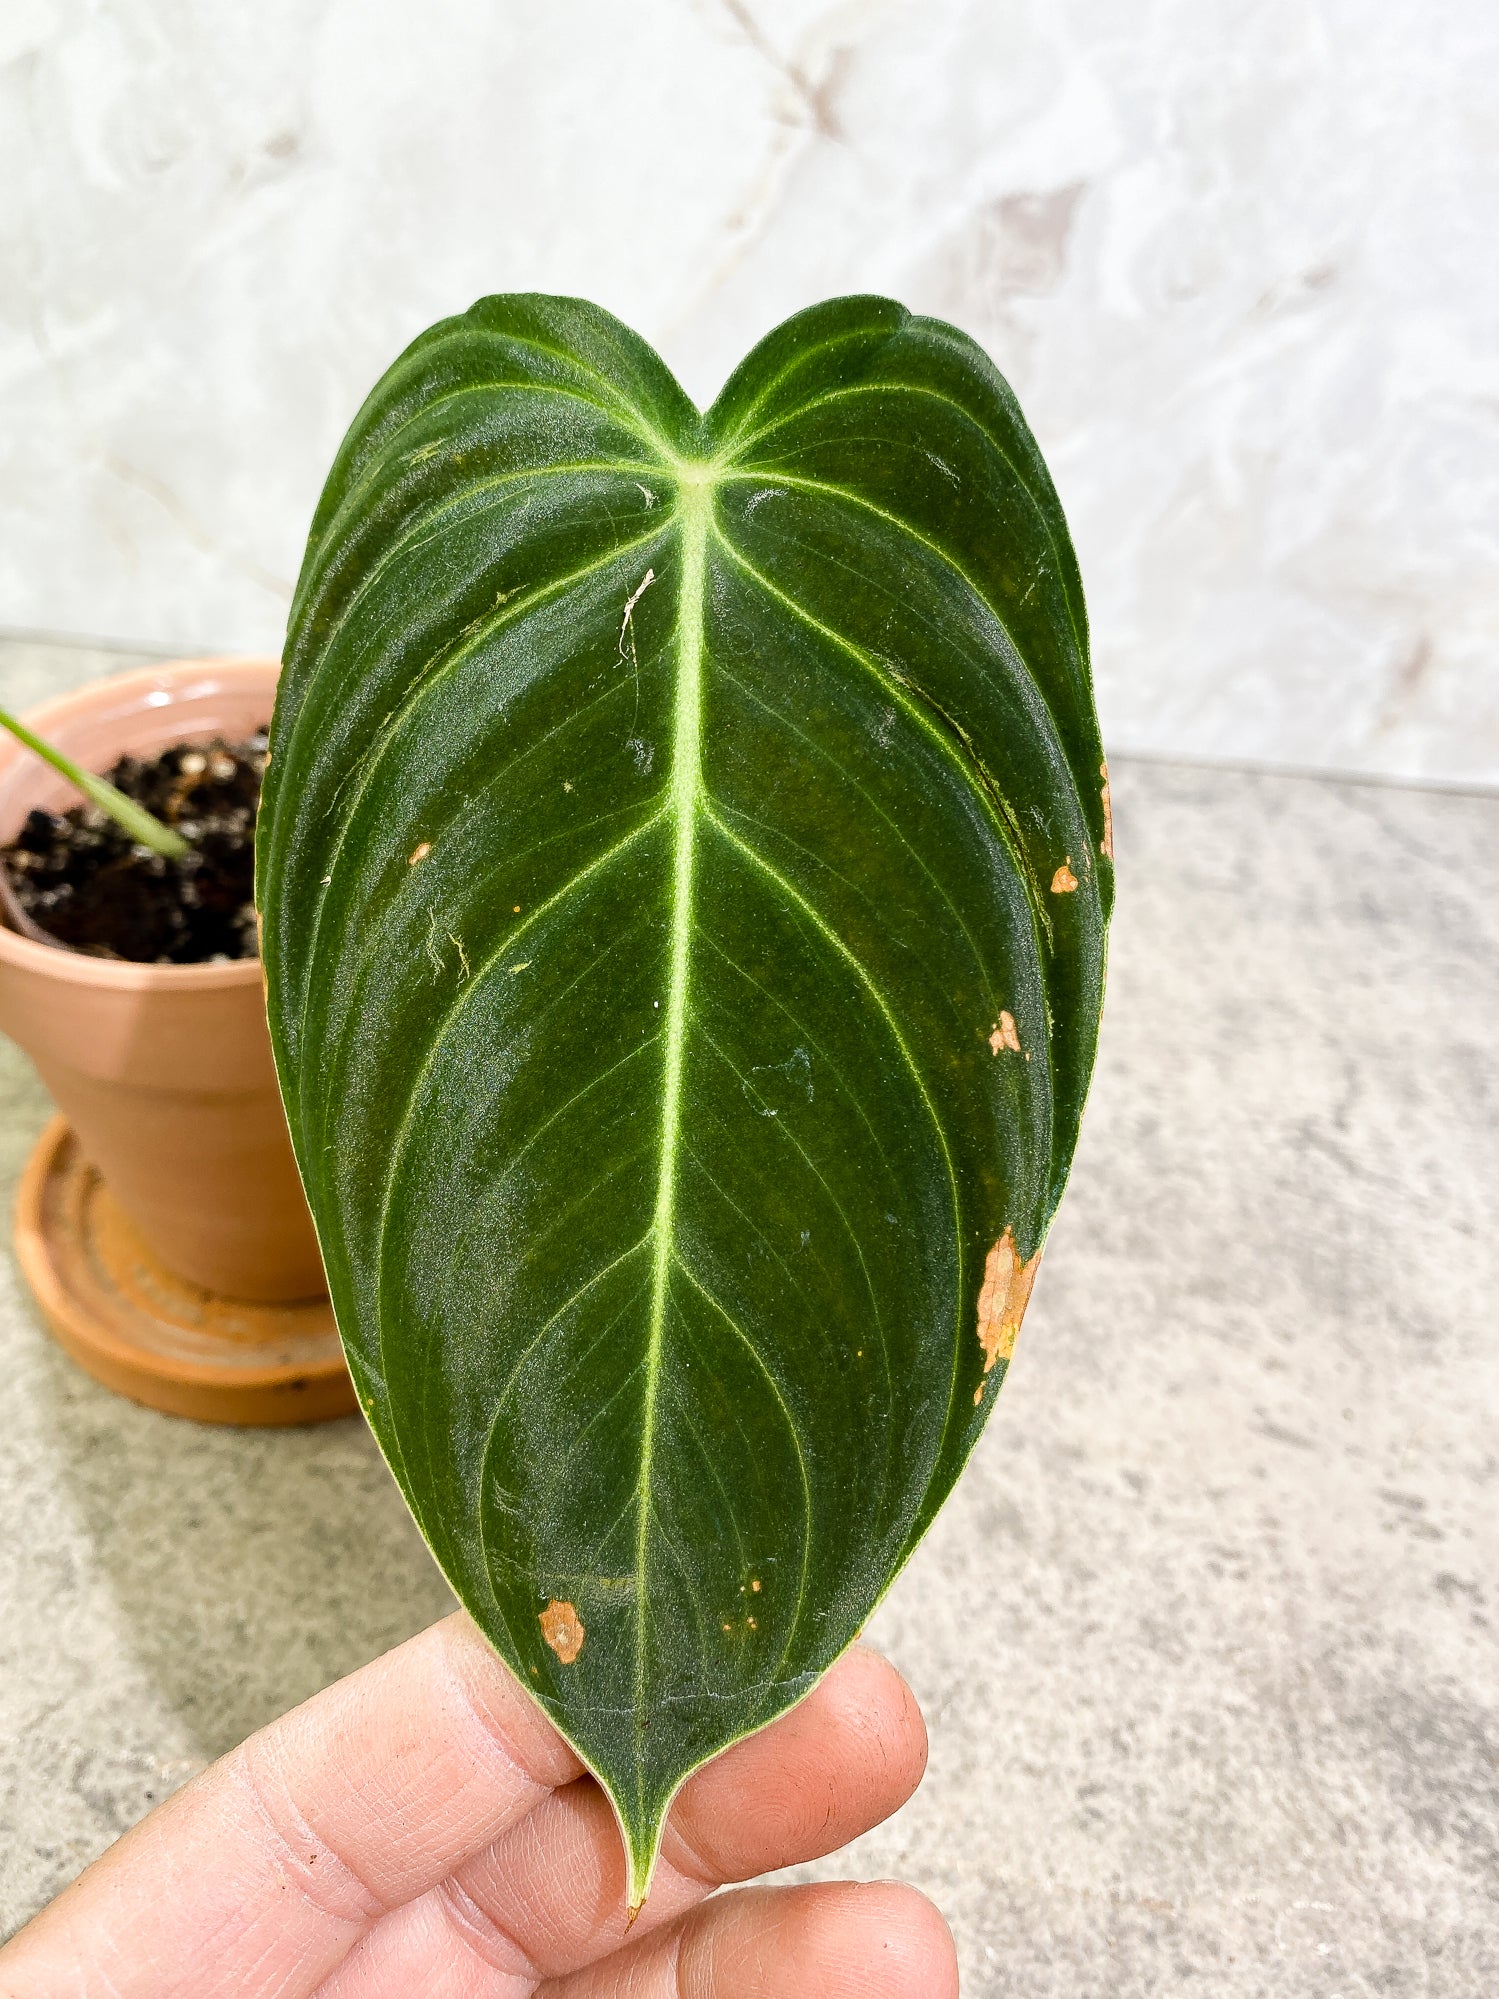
[0,655,278,993]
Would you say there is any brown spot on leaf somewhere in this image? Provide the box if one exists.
[409,841,432,866]
[1100,763,1114,862]
[540,1599,585,1663]
[751,1579,761,1592]
[973,1383,984,1406]
[976,1228,1042,1374]
[989,1010,1021,1055]
[1051,860,1079,894]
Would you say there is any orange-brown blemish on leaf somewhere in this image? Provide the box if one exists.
[751,1578,761,1592]
[989,1011,1021,1055]
[408,841,432,866]
[976,1227,1042,1374]
[1099,762,1114,862]
[1051,860,1079,894]
[540,1599,585,1664]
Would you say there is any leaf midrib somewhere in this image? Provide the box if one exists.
[622,473,966,1860]
[634,478,710,1795]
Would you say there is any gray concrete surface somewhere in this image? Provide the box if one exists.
[1,636,1496,1993]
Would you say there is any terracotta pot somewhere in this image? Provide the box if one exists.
[0,658,325,1304]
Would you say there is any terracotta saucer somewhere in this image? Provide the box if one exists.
[13,1117,356,1426]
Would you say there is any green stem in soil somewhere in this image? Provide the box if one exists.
[0,706,191,860]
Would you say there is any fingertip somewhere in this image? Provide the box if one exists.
[679,1881,959,1999]
[826,1643,930,1788]
[433,1612,583,1790]
[785,1642,930,1824]
[667,1646,928,1884]
[848,1882,961,1999]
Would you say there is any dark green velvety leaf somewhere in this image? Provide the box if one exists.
[257,293,1112,1903]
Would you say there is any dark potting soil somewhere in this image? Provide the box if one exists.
[0,732,269,963]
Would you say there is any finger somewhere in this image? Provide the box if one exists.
[313,1646,927,1995]
[664,1644,927,1885]
[0,1614,581,1999]
[540,1882,959,1999]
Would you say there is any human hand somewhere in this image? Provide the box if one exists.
[0,1612,956,1996]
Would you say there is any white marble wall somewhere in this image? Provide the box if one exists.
[2,0,1495,782]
